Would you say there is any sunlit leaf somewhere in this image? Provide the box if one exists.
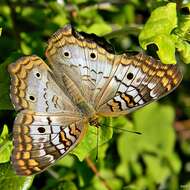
[0,125,12,163]
[0,163,34,190]
[116,103,178,183]
[72,118,113,161]
[139,3,177,64]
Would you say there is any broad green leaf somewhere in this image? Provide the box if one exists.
[92,169,123,190]
[0,52,22,110]
[172,3,190,64]
[139,3,177,64]
[0,162,34,190]
[56,181,77,190]
[116,103,178,183]
[0,140,12,163]
[143,154,170,183]
[133,103,175,155]
[172,35,190,64]
[0,125,12,163]
[0,124,8,138]
[57,155,75,168]
[78,8,112,35]
[72,118,113,161]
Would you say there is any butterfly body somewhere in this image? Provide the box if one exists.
[8,24,182,175]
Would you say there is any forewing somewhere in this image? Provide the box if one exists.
[45,24,116,106]
[96,53,182,116]
[45,25,182,117]
[8,55,86,175]
[8,55,76,112]
[12,111,87,175]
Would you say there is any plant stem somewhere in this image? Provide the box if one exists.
[104,24,143,39]
[85,157,112,190]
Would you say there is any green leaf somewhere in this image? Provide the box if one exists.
[116,103,178,183]
[55,181,77,190]
[0,28,2,36]
[0,52,22,110]
[172,3,190,64]
[172,35,190,64]
[143,154,170,183]
[0,124,8,139]
[139,3,177,64]
[72,118,113,161]
[90,168,123,190]
[0,162,34,190]
[0,139,12,163]
[0,125,12,163]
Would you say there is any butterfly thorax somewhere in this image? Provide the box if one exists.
[89,116,99,128]
[76,100,96,118]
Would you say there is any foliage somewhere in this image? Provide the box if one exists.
[0,0,189,190]
[139,2,190,64]
[0,162,34,190]
[0,125,12,163]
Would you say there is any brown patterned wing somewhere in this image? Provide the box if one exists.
[96,53,182,116]
[8,55,87,175]
[45,24,116,107]
[12,111,87,175]
[45,25,182,117]
[8,55,76,113]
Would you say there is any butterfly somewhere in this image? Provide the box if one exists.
[8,24,182,176]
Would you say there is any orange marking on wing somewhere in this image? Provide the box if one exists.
[162,77,169,87]
[19,90,25,98]
[121,94,135,107]
[60,131,71,146]
[18,136,22,143]
[24,170,32,175]
[18,67,27,79]
[156,70,165,77]
[24,135,32,143]
[24,62,34,70]
[167,70,173,76]
[70,124,80,137]
[166,84,172,91]
[28,159,39,166]
[20,166,27,170]
[142,65,149,72]
[33,166,41,172]
[23,126,29,134]
[26,144,32,151]
[173,78,178,85]
[15,152,21,160]
[18,144,24,151]
[23,152,30,159]
[23,114,33,125]
[17,160,25,166]
[21,99,28,109]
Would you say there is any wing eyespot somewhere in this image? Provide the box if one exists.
[63,50,71,58]
[35,72,41,79]
[90,52,97,60]
[127,72,134,80]
[38,127,45,133]
[29,95,36,102]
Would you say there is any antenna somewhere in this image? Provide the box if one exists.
[101,123,142,135]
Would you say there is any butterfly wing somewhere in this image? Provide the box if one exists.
[12,111,87,175]
[45,25,116,106]
[45,25,182,117]
[95,53,182,116]
[8,56,87,175]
